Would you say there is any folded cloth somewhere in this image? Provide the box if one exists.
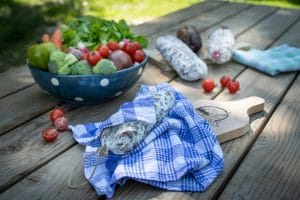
[69,83,224,198]
[232,44,300,76]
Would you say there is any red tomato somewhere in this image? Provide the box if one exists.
[202,79,215,93]
[42,128,59,142]
[107,41,120,51]
[97,45,110,58]
[133,50,145,63]
[220,75,232,88]
[50,108,65,123]
[87,51,102,66]
[227,80,240,93]
[54,116,69,132]
[132,41,141,50]
[123,42,137,56]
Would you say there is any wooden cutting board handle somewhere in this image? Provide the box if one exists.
[193,96,265,143]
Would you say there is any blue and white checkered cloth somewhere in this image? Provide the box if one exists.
[233,44,300,76]
[69,83,224,198]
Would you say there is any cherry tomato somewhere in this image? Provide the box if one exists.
[54,116,69,132]
[42,128,59,142]
[133,50,145,63]
[97,45,110,58]
[50,108,65,124]
[220,75,232,88]
[87,51,102,66]
[132,41,141,50]
[202,79,215,93]
[107,41,120,51]
[227,80,240,93]
[123,42,139,56]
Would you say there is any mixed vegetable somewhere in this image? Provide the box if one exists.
[27,16,147,75]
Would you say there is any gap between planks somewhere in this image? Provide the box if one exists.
[1,3,298,200]
[0,3,264,197]
[0,1,233,136]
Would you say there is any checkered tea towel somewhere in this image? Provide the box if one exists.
[69,83,224,198]
[233,44,300,76]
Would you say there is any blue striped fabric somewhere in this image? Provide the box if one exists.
[69,83,224,198]
[233,44,300,76]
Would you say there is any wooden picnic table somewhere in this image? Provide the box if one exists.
[0,1,300,199]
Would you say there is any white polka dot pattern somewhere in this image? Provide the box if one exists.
[138,68,143,75]
[100,78,109,87]
[51,78,59,86]
[75,97,84,102]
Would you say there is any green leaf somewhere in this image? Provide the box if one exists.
[133,36,148,48]
[61,16,148,49]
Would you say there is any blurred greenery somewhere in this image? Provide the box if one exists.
[1,0,300,72]
[0,0,199,71]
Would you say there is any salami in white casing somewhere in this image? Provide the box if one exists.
[208,27,235,64]
[97,90,176,156]
[156,35,207,81]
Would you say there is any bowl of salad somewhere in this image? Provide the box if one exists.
[27,16,148,104]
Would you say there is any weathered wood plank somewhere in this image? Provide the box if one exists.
[0,66,34,99]
[0,145,99,200]
[0,2,234,192]
[0,84,61,135]
[0,5,281,199]
[219,74,300,200]
[172,11,300,200]
[146,5,277,72]
[147,2,252,49]
[0,1,226,137]
[0,63,176,193]
[169,4,277,103]
[110,8,300,200]
[2,6,300,200]
[131,1,226,36]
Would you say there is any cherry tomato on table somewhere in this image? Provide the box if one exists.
[54,116,69,132]
[42,128,59,142]
[220,75,232,88]
[202,79,215,93]
[50,108,65,124]
[227,80,240,93]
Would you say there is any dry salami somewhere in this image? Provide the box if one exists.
[156,35,207,81]
[97,90,176,156]
[208,27,235,64]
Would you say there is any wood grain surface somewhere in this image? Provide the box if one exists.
[1,3,300,200]
[219,74,300,200]
[110,8,300,200]
[131,1,226,36]
[0,66,34,99]
[0,1,227,138]
[0,63,175,193]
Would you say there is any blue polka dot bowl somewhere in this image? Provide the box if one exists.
[28,56,148,105]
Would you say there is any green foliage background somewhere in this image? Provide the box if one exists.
[0,0,299,71]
